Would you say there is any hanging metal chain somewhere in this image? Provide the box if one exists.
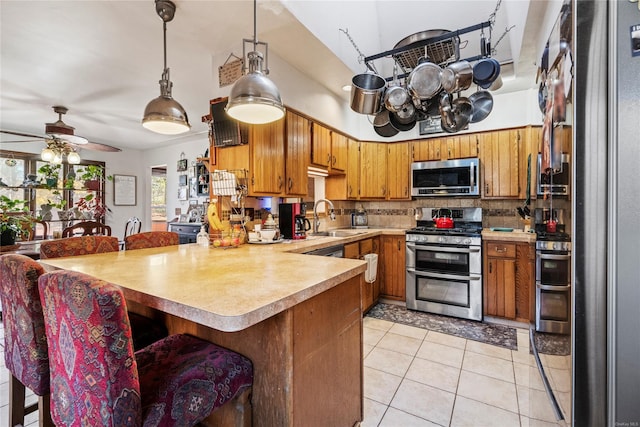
[339,28,366,64]
[491,25,515,56]
[488,0,502,27]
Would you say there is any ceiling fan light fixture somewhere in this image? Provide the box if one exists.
[41,147,55,162]
[51,152,63,165]
[67,151,81,165]
[142,0,190,135]
[225,0,284,125]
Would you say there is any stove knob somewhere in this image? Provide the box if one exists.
[439,236,445,243]
[464,238,471,245]
[553,243,559,250]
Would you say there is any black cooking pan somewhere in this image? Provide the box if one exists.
[373,109,400,137]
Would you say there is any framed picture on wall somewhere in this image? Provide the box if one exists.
[178,186,188,201]
[113,174,136,206]
[179,174,188,186]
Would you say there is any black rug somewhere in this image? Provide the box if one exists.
[533,331,571,356]
[366,303,518,350]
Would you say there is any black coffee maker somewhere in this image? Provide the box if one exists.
[279,203,310,239]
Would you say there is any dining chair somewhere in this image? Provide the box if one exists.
[0,254,54,427]
[38,235,168,350]
[120,216,142,249]
[124,230,180,250]
[38,270,253,427]
[25,219,49,240]
[62,220,112,237]
[39,235,120,259]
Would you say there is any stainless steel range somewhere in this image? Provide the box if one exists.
[406,207,483,321]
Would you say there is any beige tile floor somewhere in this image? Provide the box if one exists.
[361,317,572,427]
[0,316,571,427]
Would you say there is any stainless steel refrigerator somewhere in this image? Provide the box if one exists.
[574,0,640,425]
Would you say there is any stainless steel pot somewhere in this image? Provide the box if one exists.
[373,109,399,137]
[441,60,473,94]
[350,72,386,114]
[407,59,443,100]
[469,90,493,123]
[384,85,410,112]
[389,103,417,131]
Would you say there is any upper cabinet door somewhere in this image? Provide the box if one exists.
[285,111,309,196]
[387,142,411,200]
[445,134,479,159]
[310,123,331,168]
[479,129,520,198]
[330,132,348,174]
[359,142,387,199]
[412,138,443,161]
[249,120,285,195]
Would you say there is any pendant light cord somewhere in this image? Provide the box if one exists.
[163,20,168,71]
[252,0,257,51]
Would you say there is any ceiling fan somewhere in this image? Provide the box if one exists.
[1,105,122,153]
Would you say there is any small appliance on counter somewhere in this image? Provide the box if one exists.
[279,202,310,239]
[351,205,368,229]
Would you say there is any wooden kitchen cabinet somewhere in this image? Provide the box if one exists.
[330,132,348,174]
[483,240,535,322]
[344,237,380,313]
[284,111,309,196]
[379,235,406,301]
[249,120,285,195]
[310,122,331,169]
[359,142,387,199]
[479,128,521,198]
[387,142,411,200]
[326,138,360,200]
[412,134,478,162]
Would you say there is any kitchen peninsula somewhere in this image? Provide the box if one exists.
[39,238,369,427]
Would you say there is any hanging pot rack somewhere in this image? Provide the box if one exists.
[364,21,492,82]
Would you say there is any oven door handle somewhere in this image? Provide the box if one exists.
[537,253,571,261]
[537,283,571,291]
[406,242,480,254]
[407,268,481,282]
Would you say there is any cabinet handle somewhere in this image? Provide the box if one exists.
[489,261,492,274]
[288,177,293,191]
[327,153,331,165]
[495,246,506,253]
[278,176,283,190]
[397,240,401,251]
[348,185,352,197]
[332,155,336,166]
[382,186,386,196]
[404,186,408,196]
[485,183,489,194]
[251,176,255,186]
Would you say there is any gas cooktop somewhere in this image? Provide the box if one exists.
[408,225,483,236]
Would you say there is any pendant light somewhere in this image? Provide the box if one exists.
[225,0,285,124]
[142,0,191,135]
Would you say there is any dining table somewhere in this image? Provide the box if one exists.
[39,241,367,427]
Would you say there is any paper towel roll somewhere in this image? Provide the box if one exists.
[364,253,378,283]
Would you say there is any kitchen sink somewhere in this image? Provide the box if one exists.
[308,230,367,238]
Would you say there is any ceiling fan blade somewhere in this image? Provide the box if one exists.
[78,141,122,152]
[0,129,43,139]
[0,139,44,143]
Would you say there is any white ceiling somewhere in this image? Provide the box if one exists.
[0,0,552,153]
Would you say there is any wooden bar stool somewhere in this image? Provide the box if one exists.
[38,270,253,426]
[0,254,54,427]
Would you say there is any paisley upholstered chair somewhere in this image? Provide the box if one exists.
[39,235,120,259]
[124,231,180,250]
[39,235,168,350]
[38,270,253,427]
[0,254,54,427]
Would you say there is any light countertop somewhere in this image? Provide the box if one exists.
[38,228,404,332]
[482,228,537,243]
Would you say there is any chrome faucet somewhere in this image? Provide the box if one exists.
[313,198,336,234]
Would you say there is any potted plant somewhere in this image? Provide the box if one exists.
[77,165,112,190]
[37,163,61,188]
[0,195,32,246]
[75,193,110,220]
[40,191,67,221]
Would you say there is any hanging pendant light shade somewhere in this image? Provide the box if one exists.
[142,0,190,135]
[225,0,285,124]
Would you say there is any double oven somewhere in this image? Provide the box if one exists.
[535,232,571,334]
[406,207,483,321]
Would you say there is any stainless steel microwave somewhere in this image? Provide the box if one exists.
[537,153,570,196]
[411,158,480,197]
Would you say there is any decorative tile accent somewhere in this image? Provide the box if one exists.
[366,303,518,350]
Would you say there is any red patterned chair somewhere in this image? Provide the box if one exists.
[39,235,120,259]
[124,231,180,250]
[38,270,253,427]
[39,235,168,350]
[0,254,54,427]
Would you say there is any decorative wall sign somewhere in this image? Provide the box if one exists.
[219,54,243,87]
[113,174,136,206]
